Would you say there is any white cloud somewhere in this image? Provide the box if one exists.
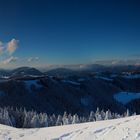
[2,56,18,65]
[0,39,19,56]
[27,57,39,62]
[0,39,19,65]
[94,59,140,65]
[7,39,19,55]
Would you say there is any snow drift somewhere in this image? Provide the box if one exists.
[0,115,140,140]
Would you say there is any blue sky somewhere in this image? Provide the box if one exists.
[0,0,140,68]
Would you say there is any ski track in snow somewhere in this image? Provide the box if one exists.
[0,116,140,140]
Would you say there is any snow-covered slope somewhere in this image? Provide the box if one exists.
[0,115,140,140]
[114,92,140,104]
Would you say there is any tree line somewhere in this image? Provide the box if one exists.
[0,107,135,128]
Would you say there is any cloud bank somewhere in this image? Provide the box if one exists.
[2,56,18,65]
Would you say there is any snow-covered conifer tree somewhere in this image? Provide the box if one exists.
[56,115,62,126]
[72,114,79,124]
[62,112,69,125]
[126,109,130,117]
[39,113,48,127]
[89,111,95,122]
[105,110,112,120]
[30,114,40,128]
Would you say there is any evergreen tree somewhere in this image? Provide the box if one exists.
[95,107,102,121]
[105,110,112,120]
[89,111,95,122]
[56,115,62,126]
[126,109,130,117]
[62,112,69,125]
[67,114,73,124]
[39,113,48,127]
[30,114,40,128]
[72,114,79,124]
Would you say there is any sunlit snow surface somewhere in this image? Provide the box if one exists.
[0,115,140,140]
[114,92,140,104]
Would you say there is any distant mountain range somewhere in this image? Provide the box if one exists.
[0,64,140,78]
[45,64,140,77]
[0,66,140,115]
